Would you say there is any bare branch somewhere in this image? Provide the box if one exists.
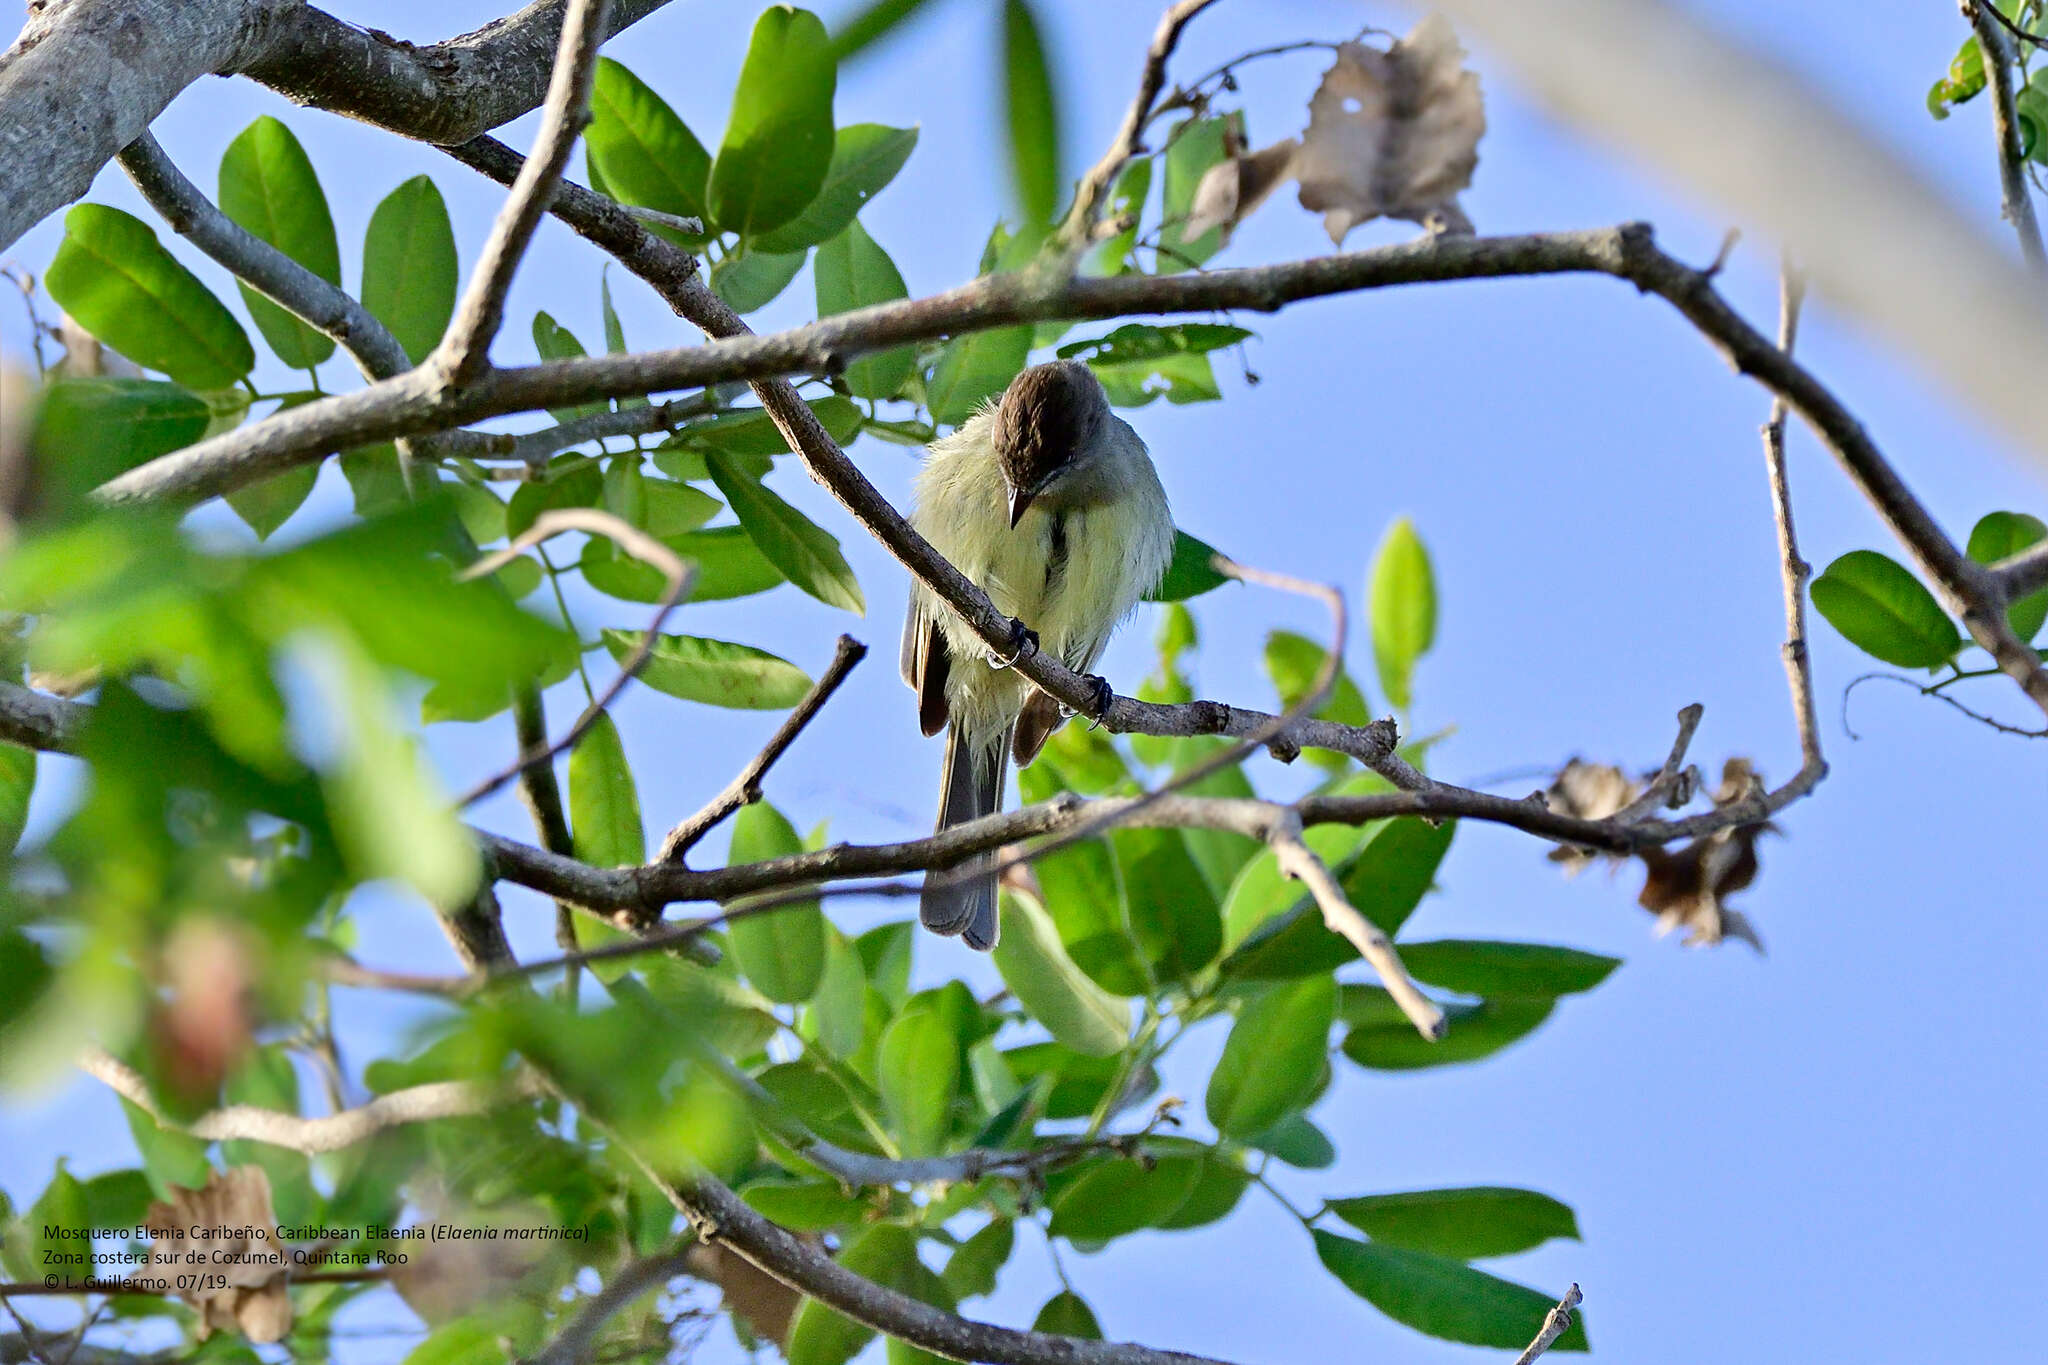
[79,1046,537,1154]
[0,683,83,755]
[527,1244,698,1365]
[1997,539,2048,598]
[454,507,693,809]
[1267,811,1445,1039]
[657,634,868,863]
[1608,703,1704,824]
[506,396,712,469]
[1761,264,1829,790]
[1513,1283,1584,1365]
[435,0,611,386]
[1059,0,1223,250]
[1962,0,2048,274]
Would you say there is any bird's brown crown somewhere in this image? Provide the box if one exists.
[991,359,1109,496]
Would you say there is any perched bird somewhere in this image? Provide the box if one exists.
[901,360,1175,949]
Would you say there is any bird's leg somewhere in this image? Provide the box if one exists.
[986,617,1038,670]
[1063,674,1115,724]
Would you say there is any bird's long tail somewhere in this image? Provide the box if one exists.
[922,725,1008,950]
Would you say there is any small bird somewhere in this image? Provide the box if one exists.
[901,360,1175,949]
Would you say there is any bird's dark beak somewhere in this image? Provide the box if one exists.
[1007,485,1036,529]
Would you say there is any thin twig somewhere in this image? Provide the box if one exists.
[455,507,693,808]
[1608,703,1705,823]
[612,203,705,237]
[506,395,712,469]
[434,0,611,387]
[527,1245,698,1365]
[1267,810,1445,1039]
[1512,1283,1583,1365]
[657,634,868,863]
[1762,263,1829,786]
[1059,0,1223,251]
[1963,1,2048,274]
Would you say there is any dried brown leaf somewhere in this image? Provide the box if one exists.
[385,1197,552,1325]
[1543,759,1640,875]
[146,1166,292,1343]
[1293,15,1485,243]
[1636,760,1772,952]
[685,1241,803,1346]
[1183,138,1301,245]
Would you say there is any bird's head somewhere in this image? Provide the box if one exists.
[990,359,1112,528]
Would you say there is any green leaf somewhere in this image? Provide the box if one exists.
[1032,835,1145,996]
[1002,1041,1155,1120]
[568,712,644,867]
[705,452,865,613]
[1810,549,1961,668]
[757,124,919,252]
[1966,510,2048,641]
[1155,1153,1251,1229]
[742,1178,870,1230]
[1929,33,1987,120]
[830,0,939,63]
[814,218,915,399]
[600,269,631,356]
[1145,529,1231,602]
[1057,323,1250,408]
[991,890,1129,1056]
[805,930,868,1057]
[80,1169,154,1230]
[942,1218,1014,1301]
[1048,1154,1201,1240]
[583,526,784,602]
[876,1001,960,1156]
[1113,827,1221,983]
[1248,1112,1336,1169]
[121,1096,212,1199]
[30,1166,89,1285]
[928,325,1032,426]
[0,744,33,855]
[603,629,813,708]
[508,458,605,538]
[1329,1187,1580,1260]
[1092,158,1150,274]
[1205,975,1335,1137]
[645,478,721,534]
[30,378,210,508]
[1369,517,1436,711]
[340,443,409,517]
[1001,0,1062,227]
[1264,628,1372,768]
[588,58,711,227]
[711,245,809,314]
[362,176,457,365]
[660,397,864,463]
[1397,940,1619,998]
[406,1317,512,1365]
[1158,115,1238,270]
[709,6,838,237]
[726,802,828,1003]
[1313,1230,1588,1351]
[217,116,340,369]
[855,921,914,1003]
[1342,994,1553,1071]
[1032,1290,1102,1338]
[46,205,253,388]
[225,464,319,540]
[532,311,605,423]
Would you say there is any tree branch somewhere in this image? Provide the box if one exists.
[1267,811,1444,1038]
[527,1244,697,1365]
[240,1,674,145]
[79,1046,536,1154]
[657,634,868,863]
[1761,264,1828,791]
[1512,1283,1584,1365]
[1962,0,2048,274]
[434,0,609,387]
[1058,0,1222,250]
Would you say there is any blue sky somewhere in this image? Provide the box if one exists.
[4,1,2045,1361]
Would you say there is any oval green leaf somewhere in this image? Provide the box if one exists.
[711,245,809,314]
[1966,509,2048,641]
[1342,995,1552,1071]
[1047,1155,1201,1241]
[217,115,340,369]
[1031,1290,1102,1338]
[46,205,253,388]
[1369,517,1436,711]
[588,58,711,226]
[1204,974,1335,1137]
[568,711,645,867]
[705,452,865,614]
[876,1001,960,1156]
[1314,1230,1587,1351]
[1397,940,1618,998]
[758,123,919,252]
[991,890,1129,1057]
[814,218,914,399]
[602,629,813,708]
[1328,1186,1580,1260]
[362,175,457,365]
[1001,0,1062,228]
[709,6,838,237]
[726,801,827,1003]
[1144,529,1231,602]
[1810,549,1960,668]
[927,325,1031,426]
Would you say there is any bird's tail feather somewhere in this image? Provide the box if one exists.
[922,726,1007,950]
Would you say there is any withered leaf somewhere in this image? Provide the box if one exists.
[1293,16,1485,243]
[1183,138,1301,246]
[1637,760,1771,952]
[147,1166,292,1343]
[1544,758,1640,875]
[686,1241,803,1346]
